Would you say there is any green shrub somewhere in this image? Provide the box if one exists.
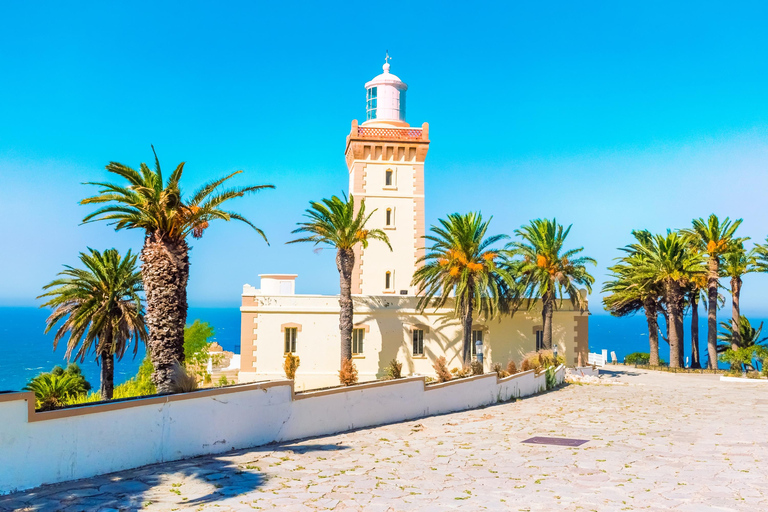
[26,364,92,410]
[383,358,403,380]
[217,375,231,387]
[624,352,650,365]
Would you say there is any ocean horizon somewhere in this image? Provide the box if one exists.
[0,306,745,392]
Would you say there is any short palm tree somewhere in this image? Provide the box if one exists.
[717,315,768,371]
[38,248,147,400]
[288,194,390,366]
[506,219,595,353]
[603,231,664,366]
[720,243,755,356]
[24,372,88,411]
[81,148,274,392]
[630,231,706,367]
[412,212,513,365]
[682,215,743,369]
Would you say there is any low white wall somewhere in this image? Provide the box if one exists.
[567,366,600,378]
[0,365,564,494]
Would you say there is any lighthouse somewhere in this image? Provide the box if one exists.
[345,57,430,296]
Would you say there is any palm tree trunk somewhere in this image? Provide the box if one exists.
[141,233,190,394]
[678,295,686,366]
[542,290,554,351]
[100,351,114,400]
[666,280,684,368]
[100,323,115,400]
[643,298,660,366]
[690,292,700,368]
[730,276,742,370]
[462,282,475,365]
[337,248,355,366]
[707,257,719,369]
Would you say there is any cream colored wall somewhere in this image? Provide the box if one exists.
[239,293,587,390]
[347,160,424,296]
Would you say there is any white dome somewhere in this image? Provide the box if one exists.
[363,58,408,126]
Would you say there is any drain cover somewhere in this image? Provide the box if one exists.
[522,436,589,447]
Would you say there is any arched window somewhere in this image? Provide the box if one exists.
[385,271,392,290]
[386,208,392,226]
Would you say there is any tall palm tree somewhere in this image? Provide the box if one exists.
[506,219,595,353]
[720,243,756,358]
[630,231,706,367]
[684,274,708,368]
[288,194,390,366]
[38,249,147,400]
[81,148,273,392]
[683,215,742,369]
[412,212,513,365]
[603,231,665,365]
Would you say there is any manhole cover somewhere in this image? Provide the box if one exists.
[522,436,589,447]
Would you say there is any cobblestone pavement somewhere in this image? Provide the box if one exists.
[2,367,767,511]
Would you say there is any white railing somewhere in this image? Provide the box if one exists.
[587,350,608,367]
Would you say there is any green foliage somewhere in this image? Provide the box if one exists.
[38,248,147,399]
[507,218,596,312]
[719,346,768,372]
[625,352,651,365]
[216,375,231,387]
[288,193,391,252]
[545,367,556,390]
[81,149,274,243]
[412,212,512,320]
[25,364,92,410]
[717,316,768,352]
[65,356,156,405]
[184,320,217,379]
[383,358,402,380]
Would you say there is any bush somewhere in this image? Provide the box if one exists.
[383,358,403,380]
[339,358,358,386]
[433,356,452,383]
[114,356,156,398]
[284,353,300,380]
[471,360,483,376]
[26,363,92,410]
[506,360,518,375]
[169,361,198,393]
[217,375,231,387]
[521,350,565,373]
[624,352,650,365]
[492,362,510,378]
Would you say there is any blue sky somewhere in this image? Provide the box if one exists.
[2,1,768,314]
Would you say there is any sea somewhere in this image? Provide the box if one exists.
[0,307,746,392]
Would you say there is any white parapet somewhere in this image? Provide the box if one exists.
[0,366,564,494]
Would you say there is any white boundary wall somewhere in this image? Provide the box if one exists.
[0,365,564,494]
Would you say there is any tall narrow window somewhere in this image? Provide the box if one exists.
[366,87,377,120]
[535,330,544,352]
[284,327,297,354]
[413,329,424,356]
[385,271,392,290]
[472,329,483,357]
[386,208,392,226]
[352,328,365,355]
[385,169,393,186]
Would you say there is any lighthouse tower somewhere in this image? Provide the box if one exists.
[345,57,430,295]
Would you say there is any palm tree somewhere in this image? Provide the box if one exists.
[720,243,756,359]
[81,148,273,393]
[630,231,706,367]
[603,231,665,365]
[506,219,595,354]
[684,274,708,368]
[288,194,390,366]
[38,249,147,400]
[717,315,768,371]
[683,215,743,369]
[24,372,88,411]
[412,212,513,365]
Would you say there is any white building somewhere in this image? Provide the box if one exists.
[238,59,589,390]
